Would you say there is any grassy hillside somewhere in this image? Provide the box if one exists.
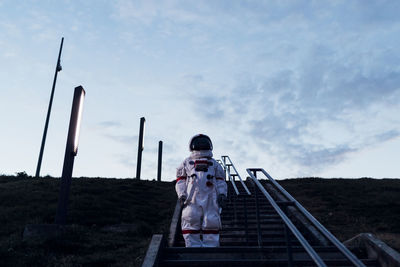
[0,175,399,266]
[279,178,400,251]
[0,175,176,266]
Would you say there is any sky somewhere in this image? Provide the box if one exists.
[1,0,399,181]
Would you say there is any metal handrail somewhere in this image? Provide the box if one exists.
[252,168,366,267]
[217,158,239,195]
[227,165,240,195]
[219,157,239,195]
[222,156,251,195]
[247,168,327,267]
[219,157,251,244]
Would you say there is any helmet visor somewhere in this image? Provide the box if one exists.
[191,136,212,151]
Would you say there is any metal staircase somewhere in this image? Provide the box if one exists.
[142,156,378,267]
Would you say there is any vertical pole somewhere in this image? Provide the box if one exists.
[243,195,249,246]
[55,86,85,224]
[253,170,263,247]
[157,141,163,182]
[223,156,227,182]
[283,205,294,267]
[36,37,64,178]
[136,117,145,180]
[230,165,237,222]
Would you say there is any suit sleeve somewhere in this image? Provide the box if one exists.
[175,160,188,199]
[215,161,227,196]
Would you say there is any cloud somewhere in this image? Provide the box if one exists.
[87,1,400,177]
[3,0,400,179]
[116,153,134,169]
[96,120,137,145]
[184,26,400,175]
[194,96,226,119]
[374,130,400,143]
[111,0,218,26]
[98,120,123,129]
[104,133,137,145]
[183,74,204,84]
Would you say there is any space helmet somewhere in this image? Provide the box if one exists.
[189,134,213,151]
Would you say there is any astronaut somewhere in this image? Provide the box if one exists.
[175,134,228,247]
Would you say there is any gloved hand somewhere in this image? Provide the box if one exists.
[179,195,187,208]
[217,194,227,209]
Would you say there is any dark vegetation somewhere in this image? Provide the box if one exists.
[279,178,400,252]
[0,175,176,266]
[0,174,399,266]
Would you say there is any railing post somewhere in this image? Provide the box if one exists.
[222,156,227,181]
[229,166,237,222]
[157,141,162,182]
[282,205,294,267]
[253,170,263,247]
[243,194,249,246]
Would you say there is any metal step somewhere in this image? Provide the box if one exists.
[175,238,300,247]
[222,219,284,225]
[163,246,361,260]
[221,213,280,218]
[221,224,285,231]
[160,258,378,267]
[161,246,378,266]
[220,229,284,236]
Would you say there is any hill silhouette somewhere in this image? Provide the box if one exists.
[0,175,399,266]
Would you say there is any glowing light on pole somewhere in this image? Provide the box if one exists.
[136,117,145,180]
[73,92,85,155]
[55,86,86,225]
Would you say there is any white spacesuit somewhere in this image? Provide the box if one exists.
[176,134,227,247]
